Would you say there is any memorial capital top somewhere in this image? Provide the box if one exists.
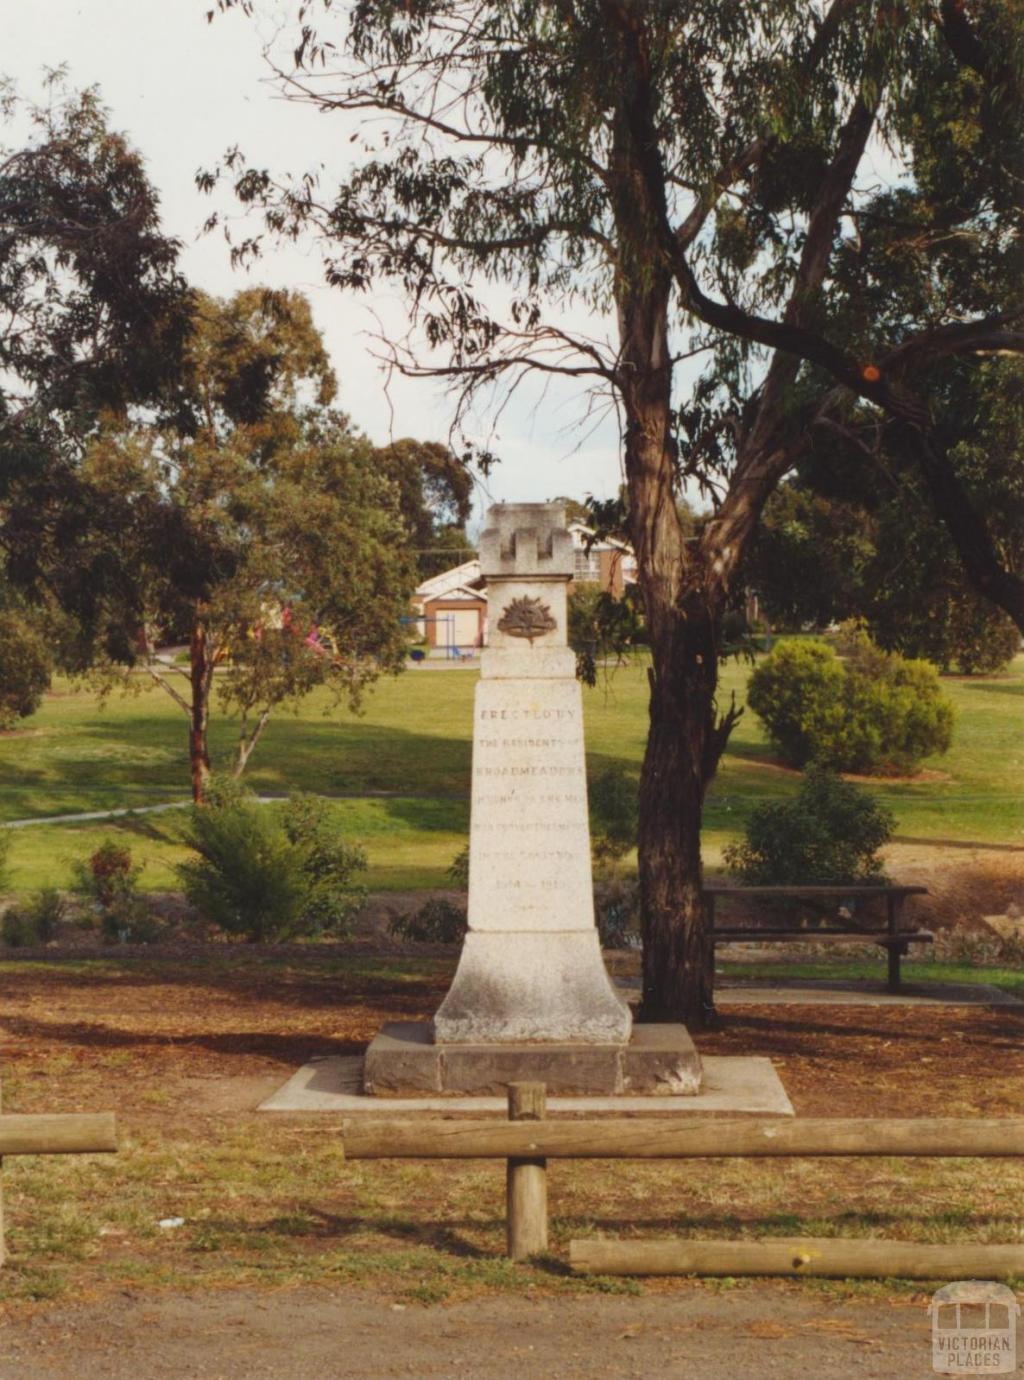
[479,502,574,581]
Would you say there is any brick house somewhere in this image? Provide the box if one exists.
[410,524,635,654]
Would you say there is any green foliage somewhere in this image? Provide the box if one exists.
[588,765,638,870]
[595,880,639,951]
[280,793,368,936]
[177,781,366,942]
[568,586,643,688]
[372,438,473,579]
[388,896,467,945]
[0,76,188,429]
[71,840,159,943]
[74,840,140,908]
[747,637,954,775]
[81,290,416,792]
[1,907,34,947]
[2,888,68,946]
[447,845,469,890]
[0,78,190,670]
[724,768,895,886]
[754,406,1024,673]
[0,610,51,728]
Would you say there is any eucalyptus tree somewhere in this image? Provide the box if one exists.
[0,76,191,664]
[207,0,1024,1024]
[373,436,475,578]
[85,289,414,801]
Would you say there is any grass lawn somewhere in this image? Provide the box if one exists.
[1,651,1022,893]
[719,957,1024,998]
[2,949,1024,1311]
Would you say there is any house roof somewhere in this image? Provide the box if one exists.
[422,584,488,604]
[567,521,633,555]
[413,523,635,602]
[415,558,483,599]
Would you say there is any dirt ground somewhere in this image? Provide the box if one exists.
[0,840,1022,1378]
[0,1285,954,1379]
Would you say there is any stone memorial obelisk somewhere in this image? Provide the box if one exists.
[363,502,701,1096]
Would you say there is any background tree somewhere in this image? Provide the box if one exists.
[751,356,1024,671]
[86,288,415,801]
[0,75,190,666]
[207,1,1024,1026]
[373,437,474,578]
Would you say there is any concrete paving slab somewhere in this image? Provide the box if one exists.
[258,1053,793,1115]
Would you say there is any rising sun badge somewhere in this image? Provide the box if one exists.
[497,596,557,644]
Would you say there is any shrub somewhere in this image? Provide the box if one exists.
[589,765,638,870]
[5,887,69,945]
[72,841,160,943]
[595,879,639,949]
[747,636,954,774]
[724,767,895,885]
[2,907,37,946]
[389,897,467,945]
[280,793,368,936]
[75,840,140,908]
[98,894,164,945]
[177,780,366,942]
[447,845,469,890]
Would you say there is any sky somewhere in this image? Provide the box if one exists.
[6,0,631,523]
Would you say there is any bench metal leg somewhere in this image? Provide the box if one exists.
[886,894,902,992]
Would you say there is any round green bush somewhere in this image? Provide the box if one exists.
[747,637,954,775]
[177,782,366,942]
[724,767,895,885]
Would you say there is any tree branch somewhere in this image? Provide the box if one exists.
[893,420,1024,631]
[143,663,192,716]
[234,705,273,776]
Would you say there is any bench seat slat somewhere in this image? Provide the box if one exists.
[713,929,934,943]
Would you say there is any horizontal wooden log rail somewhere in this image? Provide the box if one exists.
[0,1083,118,1267]
[345,1091,1024,1277]
[570,1238,1024,1281]
[343,1116,1024,1162]
[0,1113,118,1158]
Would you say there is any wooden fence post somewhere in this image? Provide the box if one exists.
[506,1082,547,1261]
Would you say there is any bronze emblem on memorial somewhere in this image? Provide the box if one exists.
[497,596,557,644]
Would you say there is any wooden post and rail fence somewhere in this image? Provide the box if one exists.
[343,1083,1024,1279]
[0,1082,118,1265]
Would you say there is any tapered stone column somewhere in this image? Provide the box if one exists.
[363,503,701,1096]
[433,503,631,1043]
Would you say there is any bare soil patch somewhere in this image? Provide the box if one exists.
[0,1284,943,1379]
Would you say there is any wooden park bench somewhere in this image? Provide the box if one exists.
[704,883,932,991]
[343,1082,1024,1280]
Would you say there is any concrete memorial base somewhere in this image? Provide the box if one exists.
[362,1021,702,1097]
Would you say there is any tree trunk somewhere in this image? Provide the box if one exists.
[636,594,719,1028]
[615,288,722,1029]
[189,613,212,803]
